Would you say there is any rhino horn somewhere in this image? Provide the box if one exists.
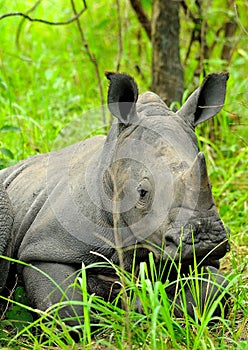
[182,152,208,188]
[182,152,214,209]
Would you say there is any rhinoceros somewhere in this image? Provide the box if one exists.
[0,72,230,323]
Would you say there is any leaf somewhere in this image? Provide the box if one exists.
[0,125,21,133]
[45,68,55,81]
[0,327,9,340]
[13,287,29,306]
[6,306,33,332]
[141,0,152,10]
[4,287,33,332]
[96,18,109,30]
[0,148,14,159]
[53,77,64,89]
[238,49,248,61]
[240,341,248,350]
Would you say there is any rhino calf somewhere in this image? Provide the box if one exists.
[0,72,230,323]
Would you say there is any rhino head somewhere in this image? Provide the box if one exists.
[96,72,230,316]
[100,72,229,264]
[91,72,230,312]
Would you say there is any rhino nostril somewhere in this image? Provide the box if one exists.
[165,236,175,247]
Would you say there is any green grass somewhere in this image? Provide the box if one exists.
[0,0,247,348]
[0,252,247,349]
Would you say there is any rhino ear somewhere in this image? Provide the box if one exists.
[178,73,229,126]
[105,72,139,124]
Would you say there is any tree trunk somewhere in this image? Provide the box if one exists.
[221,21,237,63]
[151,0,184,106]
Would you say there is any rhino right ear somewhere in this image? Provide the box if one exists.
[177,73,229,126]
[105,72,139,125]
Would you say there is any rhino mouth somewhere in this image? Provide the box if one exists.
[162,235,229,263]
[160,216,230,264]
[141,221,230,285]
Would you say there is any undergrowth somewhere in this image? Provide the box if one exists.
[0,251,247,349]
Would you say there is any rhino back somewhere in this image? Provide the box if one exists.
[0,135,113,266]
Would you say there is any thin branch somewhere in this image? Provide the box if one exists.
[70,0,106,128]
[115,0,123,72]
[16,0,43,48]
[0,1,87,25]
[234,3,248,36]
[181,0,210,76]
[0,275,19,321]
[208,25,225,55]
[181,1,201,66]
[184,26,198,65]
[180,0,196,22]
[129,0,151,40]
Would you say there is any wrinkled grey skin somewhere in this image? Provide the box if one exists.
[0,181,13,291]
[0,72,230,323]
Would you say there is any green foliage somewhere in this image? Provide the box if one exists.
[5,287,33,332]
[0,125,20,168]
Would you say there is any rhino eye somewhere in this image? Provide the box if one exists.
[138,188,148,199]
[137,178,151,202]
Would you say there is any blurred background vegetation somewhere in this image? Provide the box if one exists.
[0,1,247,250]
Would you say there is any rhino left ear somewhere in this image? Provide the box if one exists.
[178,72,229,126]
[105,72,139,125]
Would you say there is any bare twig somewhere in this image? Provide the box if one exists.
[182,0,210,76]
[184,25,199,65]
[70,0,106,127]
[234,3,248,36]
[16,0,43,48]
[0,275,19,321]
[115,0,123,72]
[182,0,201,66]
[0,2,87,25]
[129,0,151,40]
[180,0,196,21]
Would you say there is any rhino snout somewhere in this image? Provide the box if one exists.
[162,217,229,264]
